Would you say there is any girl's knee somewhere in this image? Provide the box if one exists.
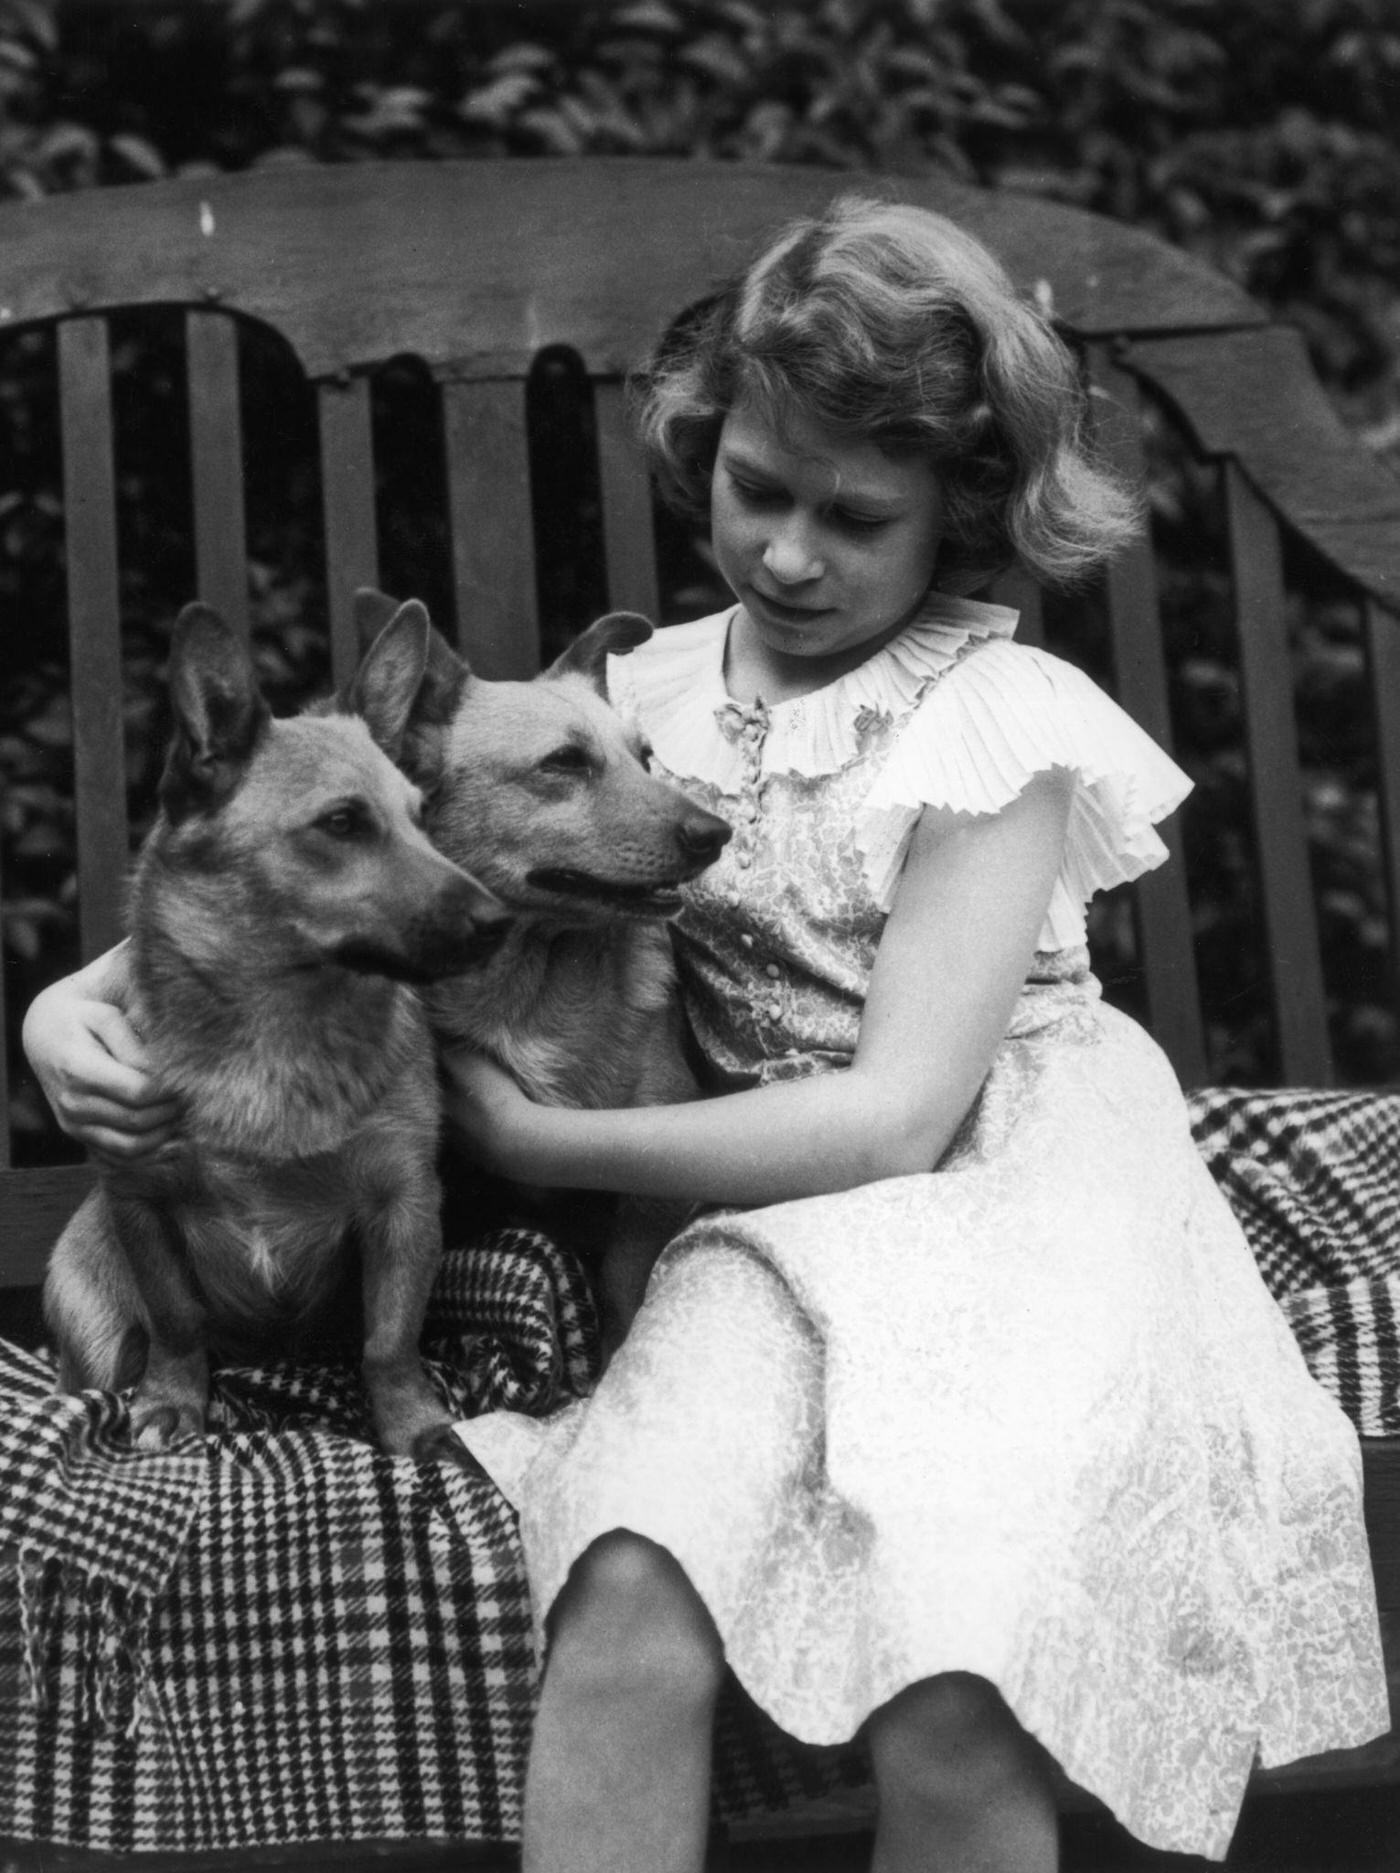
[548,1532,724,1713]
[868,1673,1041,1814]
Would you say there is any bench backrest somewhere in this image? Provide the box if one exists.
[2,157,1398,1318]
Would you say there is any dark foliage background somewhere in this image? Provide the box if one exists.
[2,0,1399,1153]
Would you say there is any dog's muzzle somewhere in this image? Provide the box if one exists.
[333,879,511,981]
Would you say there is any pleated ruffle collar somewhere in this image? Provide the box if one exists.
[610,592,1018,789]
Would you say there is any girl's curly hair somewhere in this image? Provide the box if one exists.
[631,195,1141,594]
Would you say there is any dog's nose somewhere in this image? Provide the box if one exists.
[470,899,512,938]
[446,868,507,926]
[443,871,512,954]
[463,897,512,953]
[459,912,511,965]
[677,811,732,867]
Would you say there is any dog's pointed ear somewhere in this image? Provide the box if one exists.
[546,611,654,696]
[160,603,270,821]
[353,586,406,653]
[346,599,432,762]
[347,598,468,771]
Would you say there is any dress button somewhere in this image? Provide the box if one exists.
[764,962,780,978]
[768,1000,782,1020]
[736,852,752,868]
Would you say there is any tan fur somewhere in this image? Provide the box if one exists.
[355,595,730,1357]
[44,603,509,1463]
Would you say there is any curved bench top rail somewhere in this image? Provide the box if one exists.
[1123,329,1400,614]
[2,156,1262,374]
[5,157,1395,612]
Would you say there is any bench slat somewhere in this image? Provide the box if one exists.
[441,377,539,678]
[1364,600,1400,1029]
[317,374,379,688]
[187,310,249,638]
[594,379,660,621]
[1090,351,1208,1087]
[58,317,128,962]
[1223,463,1333,1085]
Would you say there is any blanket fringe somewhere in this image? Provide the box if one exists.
[9,1544,152,1737]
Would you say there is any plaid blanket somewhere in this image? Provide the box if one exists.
[1186,1088,1400,1436]
[0,1228,862,1853]
[1,1086,1397,1852]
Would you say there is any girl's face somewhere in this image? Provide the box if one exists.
[711,401,946,689]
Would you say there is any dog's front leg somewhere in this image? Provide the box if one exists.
[358,1172,481,1471]
[107,1190,211,1448]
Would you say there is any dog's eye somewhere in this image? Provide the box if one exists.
[538,744,592,777]
[316,802,369,840]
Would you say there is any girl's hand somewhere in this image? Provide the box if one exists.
[441,1047,556,1183]
[22,955,181,1164]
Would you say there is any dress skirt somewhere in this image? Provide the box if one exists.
[457,986,1389,1860]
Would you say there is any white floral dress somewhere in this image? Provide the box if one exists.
[456,594,1388,1860]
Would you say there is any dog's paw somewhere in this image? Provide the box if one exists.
[409,1421,492,1479]
[131,1401,204,1449]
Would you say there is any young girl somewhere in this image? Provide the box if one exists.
[25,198,1387,1872]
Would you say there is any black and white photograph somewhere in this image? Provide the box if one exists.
[1,5,1397,1869]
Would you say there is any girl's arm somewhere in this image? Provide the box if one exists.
[443,767,1074,1208]
[22,940,181,1162]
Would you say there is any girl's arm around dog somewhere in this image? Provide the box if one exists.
[22,940,181,1163]
[443,771,1072,1211]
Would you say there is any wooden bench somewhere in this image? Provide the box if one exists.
[0,157,1397,1865]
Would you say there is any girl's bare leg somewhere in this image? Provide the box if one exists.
[523,1531,724,1873]
[868,1674,1058,1873]
[520,1246,818,1872]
